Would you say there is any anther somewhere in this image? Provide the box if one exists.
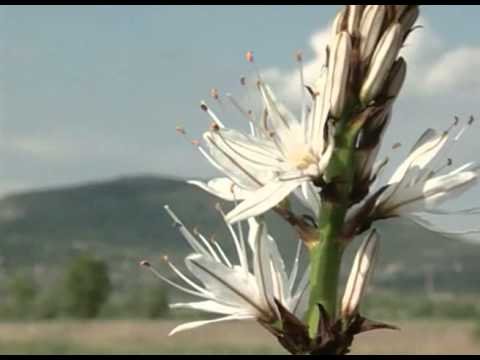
[200,102,209,112]
[245,51,254,63]
[175,126,186,135]
[140,260,151,268]
[210,88,219,100]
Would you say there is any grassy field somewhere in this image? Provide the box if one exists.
[0,319,479,355]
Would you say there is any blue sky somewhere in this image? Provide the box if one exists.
[1,5,480,195]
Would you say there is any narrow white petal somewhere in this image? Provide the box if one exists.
[385,170,478,215]
[386,130,448,188]
[267,234,289,304]
[188,178,251,201]
[407,213,480,242]
[211,128,284,169]
[170,300,239,316]
[295,182,321,216]
[203,132,275,190]
[311,70,331,154]
[288,240,303,295]
[252,221,277,319]
[225,179,305,224]
[290,266,310,319]
[168,314,254,336]
[186,254,268,318]
[258,82,299,143]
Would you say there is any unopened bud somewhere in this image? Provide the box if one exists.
[394,5,409,20]
[240,77,247,87]
[386,57,407,99]
[330,8,347,44]
[347,5,364,36]
[341,230,379,318]
[328,31,352,118]
[360,23,403,104]
[399,6,419,37]
[359,5,387,64]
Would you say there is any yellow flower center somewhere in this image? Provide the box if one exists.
[286,147,317,170]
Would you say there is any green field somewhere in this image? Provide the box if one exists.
[0,320,479,355]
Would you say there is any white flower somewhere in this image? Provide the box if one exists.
[187,49,347,224]
[371,118,480,240]
[142,206,309,336]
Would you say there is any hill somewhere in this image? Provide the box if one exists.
[0,175,479,293]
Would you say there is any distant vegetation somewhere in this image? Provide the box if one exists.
[0,175,480,321]
[0,253,170,321]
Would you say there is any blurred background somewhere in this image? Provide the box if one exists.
[0,5,480,355]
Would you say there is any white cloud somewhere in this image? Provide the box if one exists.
[262,16,480,104]
[262,26,331,105]
[423,47,480,96]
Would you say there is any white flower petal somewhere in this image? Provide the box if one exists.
[295,182,321,217]
[185,254,267,317]
[188,178,251,201]
[258,82,299,144]
[407,213,480,243]
[266,234,289,304]
[211,128,285,169]
[225,178,305,224]
[203,132,273,190]
[388,130,447,186]
[309,70,330,154]
[170,300,239,316]
[384,170,478,215]
[252,221,277,319]
[290,266,310,319]
[168,314,255,336]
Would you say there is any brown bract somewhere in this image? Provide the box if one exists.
[262,300,398,355]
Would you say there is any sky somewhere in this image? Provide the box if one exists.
[1,5,480,197]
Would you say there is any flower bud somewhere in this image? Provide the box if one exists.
[347,5,364,36]
[359,5,387,64]
[328,31,352,118]
[360,24,403,104]
[330,8,347,44]
[399,5,420,36]
[394,5,409,20]
[341,230,379,318]
[386,57,407,99]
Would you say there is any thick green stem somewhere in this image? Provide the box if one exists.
[307,231,343,338]
[305,109,359,339]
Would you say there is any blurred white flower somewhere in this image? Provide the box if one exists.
[371,117,480,240]
[142,206,309,336]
